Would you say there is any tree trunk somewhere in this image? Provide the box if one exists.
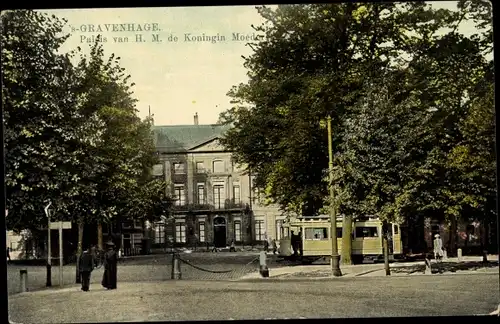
[449,217,457,256]
[341,215,353,265]
[382,222,391,276]
[75,218,84,284]
[480,222,488,263]
[97,221,103,250]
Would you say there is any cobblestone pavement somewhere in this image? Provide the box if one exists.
[8,273,499,322]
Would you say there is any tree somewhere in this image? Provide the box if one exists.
[219,3,460,262]
[332,25,493,261]
[2,10,102,231]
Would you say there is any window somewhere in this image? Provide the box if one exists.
[123,234,131,248]
[173,162,185,174]
[132,233,143,248]
[198,222,205,242]
[234,221,242,242]
[152,164,164,176]
[275,220,283,241]
[196,162,205,173]
[213,184,225,209]
[175,222,186,243]
[122,221,132,229]
[393,224,399,235]
[252,187,262,204]
[356,227,379,238]
[233,185,240,203]
[197,183,205,204]
[154,223,165,244]
[213,160,225,173]
[255,220,264,241]
[133,219,142,228]
[305,228,329,240]
[336,228,343,238]
[174,185,185,206]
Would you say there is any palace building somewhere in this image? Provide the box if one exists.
[150,113,285,249]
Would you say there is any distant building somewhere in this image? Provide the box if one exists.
[6,230,24,260]
[150,113,284,248]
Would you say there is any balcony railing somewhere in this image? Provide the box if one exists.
[171,200,248,213]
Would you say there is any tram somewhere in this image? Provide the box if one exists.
[278,215,403,264]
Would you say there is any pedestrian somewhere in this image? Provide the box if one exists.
[79,245,94,291]
[6,247,11,262]
[298,229,303,257]
[263,232,269,252]
[290,231,298,257]
[272,239,277,255]
[194,233,199,252]
[90,244,98,268]
[101,240,118,290]
[229,239,236,252]
[211,241,218,252]
[433,234,444,262]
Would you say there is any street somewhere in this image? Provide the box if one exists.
[8,273,499,322]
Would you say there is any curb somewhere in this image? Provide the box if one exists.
[354,269,383,277]
[236,267,498,281]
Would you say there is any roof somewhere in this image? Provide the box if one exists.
[153,124,231,152]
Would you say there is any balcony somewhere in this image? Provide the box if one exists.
[171,200,248,214]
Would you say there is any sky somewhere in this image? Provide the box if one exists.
[39,2,486,126]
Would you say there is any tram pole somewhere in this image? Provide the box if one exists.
[327,116,342,277]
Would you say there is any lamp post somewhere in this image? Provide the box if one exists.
[327,116,342,277]
[44,202,52,287]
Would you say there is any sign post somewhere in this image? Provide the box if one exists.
[44,202,52,287]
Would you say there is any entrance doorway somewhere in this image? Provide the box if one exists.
[213,216,227,248]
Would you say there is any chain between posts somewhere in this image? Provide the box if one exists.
[174,253,260,274]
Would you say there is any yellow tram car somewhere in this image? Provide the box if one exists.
[278,215,403,264]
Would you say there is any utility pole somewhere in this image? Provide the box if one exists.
[327,116,342,277]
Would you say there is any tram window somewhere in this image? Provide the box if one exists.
[336,228,342,238]
[305,228,329,240]
[356,227,378,238]
[393,225,399,235]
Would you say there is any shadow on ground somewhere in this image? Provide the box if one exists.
[391,261,499,275]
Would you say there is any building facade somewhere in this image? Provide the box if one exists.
[151,115,284,248]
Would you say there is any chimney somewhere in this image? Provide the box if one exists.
[194,112,199,125]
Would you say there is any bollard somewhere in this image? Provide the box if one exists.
[424,255,432,275]
[259,251,269,278]
[171,254,182,280]
[482,250,488,264]
[457,248,462,262]
[20,269,28,293]
[46,263,52,287]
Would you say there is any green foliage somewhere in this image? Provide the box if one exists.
[333,27,494,225]
[2,10,96,228]
[220,2,494,232]
[2,10,171,231]
[219,3,462,216]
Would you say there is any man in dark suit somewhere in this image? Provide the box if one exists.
[79,245,94,291]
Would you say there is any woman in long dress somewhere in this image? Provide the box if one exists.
[102,241,118,290]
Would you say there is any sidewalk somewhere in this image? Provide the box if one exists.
[238,263,384,280]
[239,255,499,280]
